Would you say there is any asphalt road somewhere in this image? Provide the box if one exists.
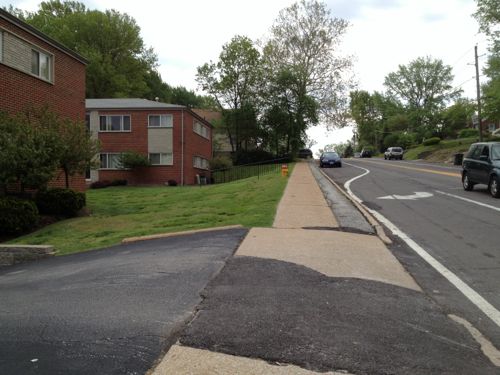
[0,228,248,375]
[321,158,500,348]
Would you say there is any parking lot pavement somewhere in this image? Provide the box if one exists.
[0,228,248,375]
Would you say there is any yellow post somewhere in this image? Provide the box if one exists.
[281,164,289,177]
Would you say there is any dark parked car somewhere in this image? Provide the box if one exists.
[462,142,500,198]
[384,147,404,160]
[319,151,342,168]
[360,149,372,158]
[298,148,313,159]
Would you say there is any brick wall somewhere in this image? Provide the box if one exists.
[0,16,87,191]
[95,109,212,185]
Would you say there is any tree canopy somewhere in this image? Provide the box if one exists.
[8,1,212,107]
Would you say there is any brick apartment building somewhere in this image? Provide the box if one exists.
[0,9,88,191]
[86,99,212,186]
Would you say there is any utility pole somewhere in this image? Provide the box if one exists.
[475,45,483,142]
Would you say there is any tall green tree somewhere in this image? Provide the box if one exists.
[197,35,262,152]
[384,56,460,135]
[474,0,500,121]
[11,0,157,98]
[263,0,353,139]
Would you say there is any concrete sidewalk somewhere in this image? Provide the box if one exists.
[151,162,497,375]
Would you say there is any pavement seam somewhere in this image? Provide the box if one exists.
[316,166,393,245]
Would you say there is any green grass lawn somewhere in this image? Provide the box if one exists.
[403,137,476,162]
[10,167,292,256]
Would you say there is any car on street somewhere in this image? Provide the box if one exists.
[354,152,361,158]
[384,147,404,160]
[360,149,372,158]
[298,148,313,159]
[319,151,342,168]
[462,142,500,198]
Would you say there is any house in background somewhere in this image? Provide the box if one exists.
[0,9,88,191]
[86,98,212,186]
[192,108,233,158]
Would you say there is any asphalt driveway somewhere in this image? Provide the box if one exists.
[0,227,248,375]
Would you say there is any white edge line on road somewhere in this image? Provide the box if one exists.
[343,161,500,328]
[436,190,500,213]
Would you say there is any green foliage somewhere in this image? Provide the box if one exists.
[120,151,150,169]
[36,188,86,217]
[144,71,215,108]
[210,156,233,171]
[384,56,460,133]
[197,35,262,152]
[0,197,39,235]
[57,118,100,188]
[458,128,479,138]
[0,108,98,193]
[0,108,61,193]
[441,99,476,138]
[233,150,276,165]
[14,0,156,98]
[423,137,441,146]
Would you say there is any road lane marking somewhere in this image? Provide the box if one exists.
[378,192,434,200]
[351,159,461,177]
[344,162,500,328]
[435,190,500,213]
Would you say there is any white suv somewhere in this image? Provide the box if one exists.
[384,147,404,160]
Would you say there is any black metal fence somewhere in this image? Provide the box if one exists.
[210,157,290,184]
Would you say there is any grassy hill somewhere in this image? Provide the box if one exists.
[402,137,477,163]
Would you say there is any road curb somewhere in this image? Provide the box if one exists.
[122,225,245,244]
[317,167,392,245]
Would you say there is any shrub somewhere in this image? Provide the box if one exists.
[210,155,233,171]
[422,137,441,146]
[0,197,39,235]
[120,151,150,169]
[36,188,86,217]
[233,149,275,165]
[458,128,478,138]
[167,179,177,186]
[110,179,127,186]
[90,180,111,189]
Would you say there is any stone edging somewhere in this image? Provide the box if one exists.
[122,225,245,244]
[0,245,56,266]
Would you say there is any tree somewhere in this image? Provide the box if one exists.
[263,0,353,125]
[384,56,460,134]
[474,0,500,121]
[57,119,100,188]
[441,99,476,138]
[12,0,157,98]
[0,108,61,194]
[197,35,262,152]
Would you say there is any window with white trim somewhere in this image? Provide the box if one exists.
[31,49,51,81]
[100,153,123,169]
[488,123,496,132]
[149,153,173,165]
[99,115,131,132]
[193,156,209,170]
[193,121,210,139]
[148,114,173,128]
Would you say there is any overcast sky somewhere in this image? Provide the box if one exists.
[4,0,488,151]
